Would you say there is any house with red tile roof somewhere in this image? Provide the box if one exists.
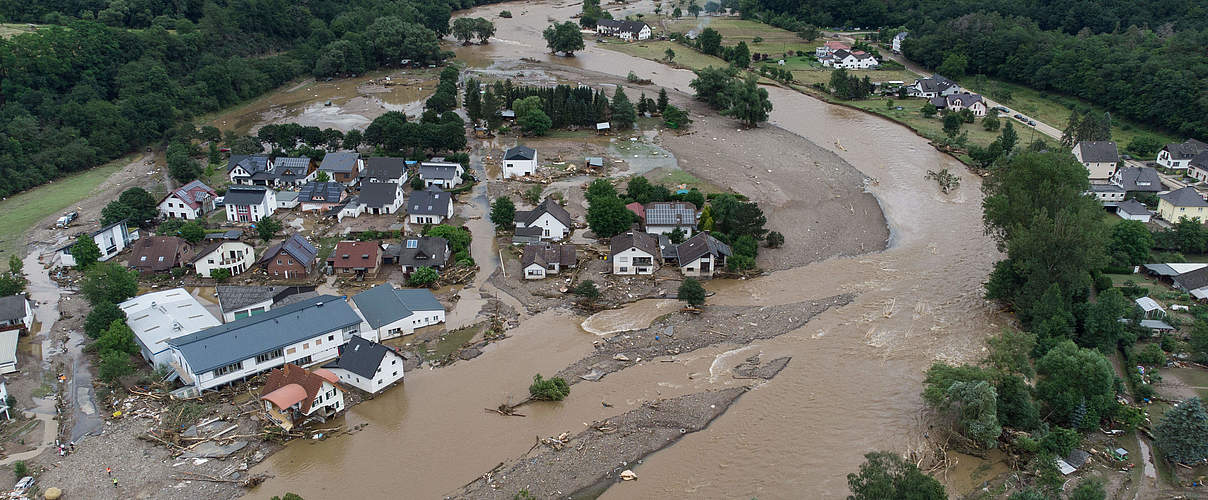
[326,241,382,278]
[158,180,217,220]
[260,364,345,431]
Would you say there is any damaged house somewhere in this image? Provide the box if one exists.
[260,364,345,431]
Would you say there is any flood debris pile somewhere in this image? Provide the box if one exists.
[451,388,749,499]
[560,295,853,383]
[731,355,792,380]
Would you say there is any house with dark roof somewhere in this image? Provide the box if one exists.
[814,40,851,58]
[56,220,134,268]
[928,93,986,117]
[1189,151,1208,183]
[260,364,345,431]
[257,234,319,279]
[1072,141,1119,180]
[418,162,464,189]
[821,49,878,69]
[158,180,217,220]
[514,198,573,241]
[0,295,33,335]
[227,155,271,185]
[318,152,363,186]
[323,336,405,394]
[388,236,450,273]
[676,232,732,278]
[610,231,660,275]
[1157,186,1208,223]
[522,243,577,280]
[644,201,698,237]
[215,285,317,323]
[297,181,347,213]
[892,32,908,53]
[407,189,454,225]
[192,240,256,277]
[1157,139,1206,170]
[268,157,317,187]
[350,284,446,341]
[1111,166,1162,193]
[361,157,409,184]
[167,294,361,392]
[1115,199,1151,222]
[224,186,276,223]
[503,145,537,178]
[127,236,193,274]
[359,181,405,215]
[1087,182,1126,203]
[596,19,651,40]
[910,75,960,99]
[327,241,382,277]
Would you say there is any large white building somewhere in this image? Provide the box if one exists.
[168,295,361,393]
[119,289,221,368]
[323,336,406,394]
[224,186,276,223]
[350,284,446,342]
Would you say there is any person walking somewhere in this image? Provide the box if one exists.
[113,477,118,488]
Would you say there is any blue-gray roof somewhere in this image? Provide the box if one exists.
[351,285,443,329]
[298,182,345,203]
[320,152,359,173]
[223,186,269,206]
[419,162,460,180]
[394,288,443,311]
[323,336,397,379]
[408,189,451,216]
[168,295,360,373]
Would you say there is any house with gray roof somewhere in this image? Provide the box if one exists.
[0,295,33,335]
[643,201,698,237]
[318,152,363,186]
[257,234,319,279]
[227,155,271,185]
[503,145,537,178]
[521,243,577,280]
[224,185,276,223]
[56,220,134,267]
[361,157,409,184]
[1115,199,1151,222]
[1073,141,1119,180]
[158,180,217,220]
[1158,186,1208,223]
[407,189,453,225]
[359,181,405,215]
[676,232,732,278]
[387,236,449,273]
[910,75,960,98]
[1157,138,1206,170]
[418,162,464,189]
[350,284,446,342]
[298,181,347,212]
[1189,151,1208,183]
[596,19,651,40]
[215,284,317,322]
[610,231,660,275]
[323,336,406,394]
[267,157,317,187]
[1111,166,1162,193]
[892,31,908,53]
[514,198,573,241]
[167,295,362,392]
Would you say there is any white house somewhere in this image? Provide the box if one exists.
[1156,139,1206,170]
[259,364,345,431]
[596,19,651,41]
[418,162,464,189]
[0,379,10,420]
[158,180,217,220]
[1115,199,1152,222]
[227,155,272,185]
[0,329,15,374]
[168,295,361,393]
[223,186,276,223]
[361,157,409,184]
[502,145,537,178]
[407,189,453,225]
[892,32,908,53]
[931,93,987,117]
[360,181,405,215]
[823,49,878,69]
[1073,141,1120,180]
[191,240,255,277]
[815,40,850,58]
[275,190,299,210]
[911,75,961,99]
[676,232,732,279]
[643,201,698,236]
[609,231,660,275]
[322,336,405,394]
[215,285,315,323]
[521,243,577,280]
[1087,183,1126,203]
[119,289,221,368]
[514,198,573,241]
[0,294,34,333]
[350,284,446,342]
[57,220,135,267]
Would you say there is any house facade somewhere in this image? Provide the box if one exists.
[192,241,256,277]
[360,181,405,215]
[168,295,361,392]
[0,295,33,334]
[418,162,464,189]
[1087,183,1125,203]
[297,182,347,213]
[892,32,907,53]
[323,336,405,394]
[158,180,217,220]
[260,364,345,431]
[502,145,537,178]
[257,234,318,279]
[318,152,362,186]
[1072,141,1119,180]
[644,201,697,236]
[596,19,651,40]
[930,93,986,117]
[58,220,134,267]
[1157,186,1208,223]
[407,189,453,225]
[224,186,276,223]
[814,40,850,58]
[1115,199,1151,222]
[120,288,221,367]
[327,241,382,277]
[127,236,193,274]
[215,285,316,323]
[676,232,732,279]
[910,75,960,99]
[1157,139,1206,170]
[361,157,409,184]
[1189,152,1208,182]
[514,198,572,241]
[822,49,878,69]
[522,243,577,280]
[610,231,660,275]
[392,236,450,274]
[228,156,271,185]
[351,285,446,342]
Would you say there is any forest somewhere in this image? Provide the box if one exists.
[744,0,1208,139]
[0,0,506,198]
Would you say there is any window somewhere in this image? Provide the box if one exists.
[328,335,335,341]
[296,355,313,365]
[255,349,283,364]
[406,239,418,249]
[286,347,296,355]
[213,361,244,377]
[303,342,309,349]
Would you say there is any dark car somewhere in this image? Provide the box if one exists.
[1028,120,1036,126]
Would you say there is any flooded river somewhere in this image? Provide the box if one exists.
[250,1,1003,498]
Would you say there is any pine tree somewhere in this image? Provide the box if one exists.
[1155,397,1208,464]
[610,86,636,129]
[657,88,669,113]
[465,77,483,123]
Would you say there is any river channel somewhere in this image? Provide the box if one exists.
[248,1,1004,497]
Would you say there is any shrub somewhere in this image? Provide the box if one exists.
[98,350,134,382]
[573,280,600,301]
[529,374,570,401]
[499,10,512,18]
[209,268,231,282]
[13,460,27,479]
[678,278,706,306]
[408,266,439,287]
[766,231,785,248]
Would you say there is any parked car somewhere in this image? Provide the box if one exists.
[1014,114,1023,120]
[55,211,78,228]
[1028,120,1036,126]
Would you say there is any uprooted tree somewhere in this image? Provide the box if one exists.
[529,374,570,401]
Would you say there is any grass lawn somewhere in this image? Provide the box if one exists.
[0,156,128,271]
[0,23,41,39]
[663,18,818,55]
[599,39,729,71]
[964,78,1178,151]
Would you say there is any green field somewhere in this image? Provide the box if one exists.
[964,77,1178,151]
[663,18,819,55]
[598,39,729,71]
[0,23,42,39]
[0,157,128,271]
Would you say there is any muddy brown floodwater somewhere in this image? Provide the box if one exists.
[247,1,1004,498]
